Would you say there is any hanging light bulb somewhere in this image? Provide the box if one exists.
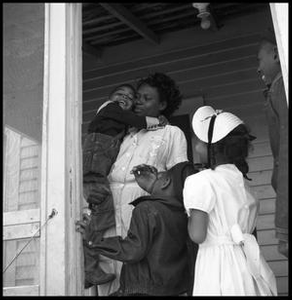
[200,15,211,29]
[192,3,211,30]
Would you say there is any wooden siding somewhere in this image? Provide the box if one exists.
[3,127,41,290]
[82,9,288,295]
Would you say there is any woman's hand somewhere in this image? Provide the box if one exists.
[131,164,158,193]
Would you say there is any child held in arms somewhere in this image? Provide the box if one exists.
[82,83,167,288]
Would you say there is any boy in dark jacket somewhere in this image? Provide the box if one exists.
[76,161,198,296]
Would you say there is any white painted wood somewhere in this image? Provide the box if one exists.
[39,2,50,296]
[40,4,66,295]
[269,3,288,104]
[40,3,84,296]
[4,127,21,212]
[4,223,40,240]
[3,285,39,296]
[64,3,84,296]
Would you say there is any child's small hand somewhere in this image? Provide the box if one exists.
[131,164,158,193]
[75,213,91,241]
[158,115,169,126]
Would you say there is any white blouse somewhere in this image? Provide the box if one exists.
[108,124,188,235]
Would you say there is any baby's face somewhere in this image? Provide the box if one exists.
[110,86,135,110]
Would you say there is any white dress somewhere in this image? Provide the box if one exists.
[98,125,188,295]
[183,164,277,296]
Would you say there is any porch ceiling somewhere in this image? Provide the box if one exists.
[82,2,269,58]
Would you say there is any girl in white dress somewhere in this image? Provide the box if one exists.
[183,106,277,296]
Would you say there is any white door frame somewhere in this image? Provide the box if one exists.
[40,3,83,295]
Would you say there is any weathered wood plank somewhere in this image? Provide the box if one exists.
[257,229,277,245]
[252,185,276,200]
[4,128,21,212]
[258,198,276,215]
[4,208,40,225]
[248,170,273,186]
[261,244,288,261]
[268,260,288,277]
[20,157,39,169]
[248,141,271,158]
[3,285,39,296]
[83,54,257,91]
[83,34,262,80]
[247,156,273,172]
[276,276,288,295]
[256,214,275,231]
[3,223,40,240]
[207,89,265,109]
[19,179,38,193]
[20,168,39,181]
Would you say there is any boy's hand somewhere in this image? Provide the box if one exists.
[75,213,91,241]
[131,164,158,193]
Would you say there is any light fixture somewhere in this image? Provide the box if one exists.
[192,3,211,30]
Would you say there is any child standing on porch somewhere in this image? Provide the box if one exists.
[77,161,198,296]
[183,106,277,296]
[82,83,167,288]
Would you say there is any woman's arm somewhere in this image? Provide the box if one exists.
[188,209,208,244]
[100,102,159,129]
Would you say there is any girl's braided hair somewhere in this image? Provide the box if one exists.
[136,72,183,118]
[209,124,255,180]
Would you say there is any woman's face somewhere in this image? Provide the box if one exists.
[195,139,208,164]
[134,83,167,117]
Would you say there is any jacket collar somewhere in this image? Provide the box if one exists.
[271,71,282,89]
[262,71,282,97]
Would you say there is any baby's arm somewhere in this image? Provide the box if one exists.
[99,102,167,130]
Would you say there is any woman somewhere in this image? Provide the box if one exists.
[97,72,189,295]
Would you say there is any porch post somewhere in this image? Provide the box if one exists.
[41,3,83,295]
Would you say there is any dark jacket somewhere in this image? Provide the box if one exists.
[87,195,192,296]
[88,101,147,136]
[263,72,288,241]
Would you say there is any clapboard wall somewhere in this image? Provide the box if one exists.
[82,7,288,295]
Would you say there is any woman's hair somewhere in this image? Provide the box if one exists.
[136,72,183,118]
[109,83,136,99]
[209,124,254,180]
